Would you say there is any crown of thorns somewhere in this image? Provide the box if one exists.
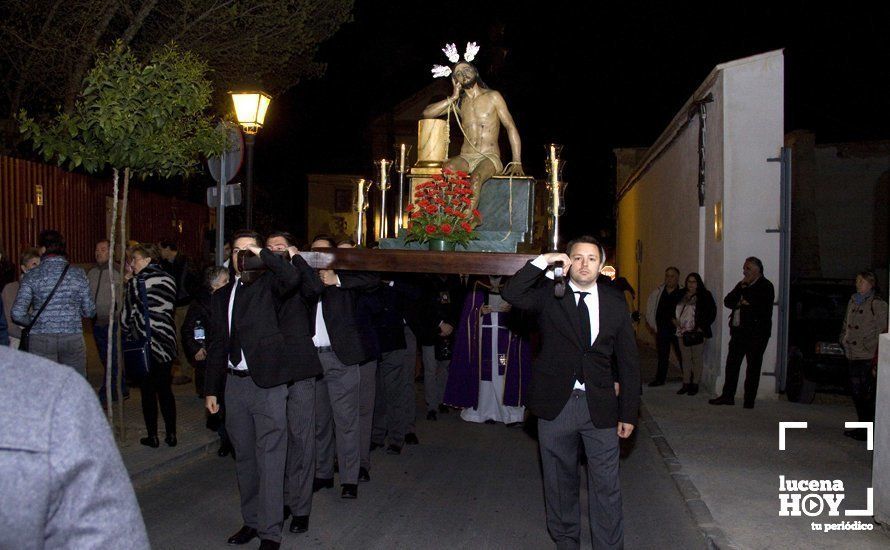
[431,42,480,78]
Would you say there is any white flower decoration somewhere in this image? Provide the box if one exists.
[431,65,453,79]
[464,42,479,62]
[442,43,460,64]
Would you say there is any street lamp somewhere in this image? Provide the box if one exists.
[229,91,272,229]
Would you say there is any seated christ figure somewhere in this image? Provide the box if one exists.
[422,42,524,211]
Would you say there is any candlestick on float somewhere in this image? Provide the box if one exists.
[375,159,393,239]
[355,178,373,247]
[544,144,566,252]
[394,144,413,233]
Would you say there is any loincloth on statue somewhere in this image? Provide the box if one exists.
[459,151,503,174]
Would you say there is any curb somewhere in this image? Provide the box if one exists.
[640,404,739,550]
[129,436,219,490]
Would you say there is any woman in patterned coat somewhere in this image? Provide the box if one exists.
[122,243,178,448]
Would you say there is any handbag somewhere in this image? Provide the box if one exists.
[122,278,153,382]
[682,331,704,347]
[19,264,70,352]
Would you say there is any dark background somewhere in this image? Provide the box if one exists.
[211,1,890,243]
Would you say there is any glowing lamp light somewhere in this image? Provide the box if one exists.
[229,91,271,134]
[600,265,616,280]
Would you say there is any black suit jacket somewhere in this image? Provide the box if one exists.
[204,249,301,396]
[724,276,775,338]
[502,261,641,428]
[307,271,380,366]
[276,254,325,382]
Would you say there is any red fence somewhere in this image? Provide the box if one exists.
[0,156,210,267]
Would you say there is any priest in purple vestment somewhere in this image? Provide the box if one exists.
[443,276,531,424]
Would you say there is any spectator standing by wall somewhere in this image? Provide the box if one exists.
[88,239,125,402]
[840,270,888,441]
[12,230,95,376]
[2,248,40,349]
[122,243,178,448]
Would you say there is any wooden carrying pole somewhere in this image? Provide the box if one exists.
[298,249,537,276]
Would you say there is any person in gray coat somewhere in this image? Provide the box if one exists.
[0,345,149,549]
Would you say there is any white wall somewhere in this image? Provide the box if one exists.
[617,50,784,397]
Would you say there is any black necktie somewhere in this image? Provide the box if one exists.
[576,291,591,384]
[229,283,243,366]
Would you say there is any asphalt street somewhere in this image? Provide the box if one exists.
[137,403,705,550]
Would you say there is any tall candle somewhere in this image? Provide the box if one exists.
[399,144,407,173]
[357,178,366,210]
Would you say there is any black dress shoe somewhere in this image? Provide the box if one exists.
[743,402,755,409]
[226,525,257,545]
[341,484,358,499]
[218,440,233,457]
[283,505,292,520]
[140,436,160,448]
[708,396,735,406]
[426,410,437,421]
[676,384,689,395]
[312,477,334,492]
[648,380,665,387]
[370,442,383,452]
[404,433,419,445]
[289,515,309,533]
[438,404,450,413]
[258,540,280,550]
[164,434,177,447]
[358,467,370,482]
[687,384,699,396]
[386,444,402,455]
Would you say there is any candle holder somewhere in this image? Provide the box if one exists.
[375,159,393,239]
[544,144,567,251]
[354,178,373,247]
[394,144,413,233]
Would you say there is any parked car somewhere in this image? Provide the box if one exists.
[784,278,855,403]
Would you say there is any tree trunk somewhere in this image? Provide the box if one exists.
[121,0,159,45]
[116,167,131,438]
[105,168,119,424]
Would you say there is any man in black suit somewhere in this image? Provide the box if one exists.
[204,229,301,550]
[307,236,379,499]
[709,256,775,409]
[265,232,323,535]
[502,235,640,550]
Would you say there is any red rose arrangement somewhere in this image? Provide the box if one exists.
[405,168,482,247]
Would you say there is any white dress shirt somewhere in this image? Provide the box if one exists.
[531,255,599,391]
[228,276,248,371]
[312,302,332,348]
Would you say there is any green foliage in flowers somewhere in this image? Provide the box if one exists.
[19,41,225,178]
[405,168,483,247]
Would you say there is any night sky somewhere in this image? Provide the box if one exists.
[238,1,890,243]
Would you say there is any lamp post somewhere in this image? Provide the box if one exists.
[229,91,271,229]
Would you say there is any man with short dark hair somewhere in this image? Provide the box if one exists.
[710,257,775,408]
[307,235,379,499]
[502,235,640,550]
[12,230,95,376]
[205,229,301,549]
[265,230,324,534]
[645,266,684,386]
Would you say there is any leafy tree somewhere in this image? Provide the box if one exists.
[19,41,225,428]
[1,0,353,148]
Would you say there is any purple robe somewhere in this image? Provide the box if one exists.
[443,285,532,408]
